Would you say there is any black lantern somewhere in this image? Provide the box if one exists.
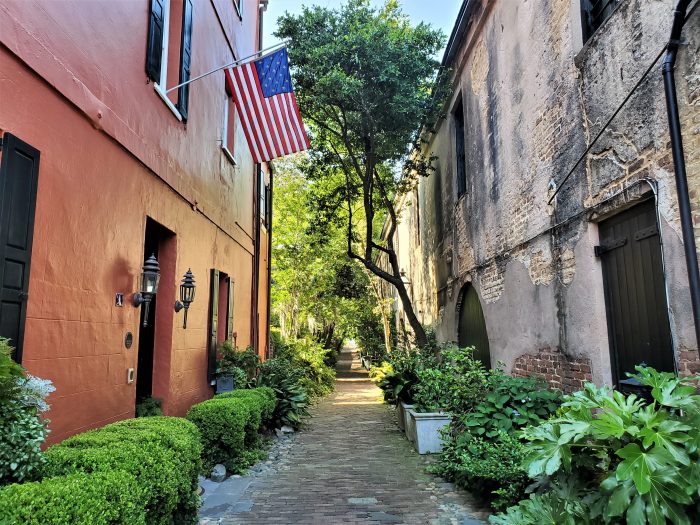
[174,269,196,329]
[133,254,161,327]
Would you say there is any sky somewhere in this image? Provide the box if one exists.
[262,0,463,58]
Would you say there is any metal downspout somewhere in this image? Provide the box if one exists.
[661,0,700,351]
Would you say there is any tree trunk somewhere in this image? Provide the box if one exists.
[392,277,427,348]
[364,268,394,355]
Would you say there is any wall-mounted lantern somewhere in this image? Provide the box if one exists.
[174,269,196,329]
[133,254,160,327]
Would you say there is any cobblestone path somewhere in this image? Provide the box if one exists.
[200,345,489,524]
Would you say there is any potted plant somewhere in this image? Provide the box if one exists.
[215,342,258,393]
[408,367,452,454]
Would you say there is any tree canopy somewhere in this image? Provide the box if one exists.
[276,0,448,347]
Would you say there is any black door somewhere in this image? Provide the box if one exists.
[598,199,674,383]
[458,284,491,367]
[0,134,40,363]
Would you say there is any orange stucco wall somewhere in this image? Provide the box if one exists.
[0,0,268,443]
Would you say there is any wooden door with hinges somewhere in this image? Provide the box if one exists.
[458,284,491,368]
[597,199,674,383]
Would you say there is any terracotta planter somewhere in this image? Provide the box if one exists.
[409,410,451,454]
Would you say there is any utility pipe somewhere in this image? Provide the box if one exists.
[662,0,700,351]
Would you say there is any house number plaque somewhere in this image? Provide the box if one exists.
[125,332,133,349]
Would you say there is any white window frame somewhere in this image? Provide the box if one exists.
[153,0,183,121]
[222,96,236,165]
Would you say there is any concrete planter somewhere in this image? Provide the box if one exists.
[403,404,416,442]
[215,375,234,394]
[395,402,406,432]
[409,410,452,454]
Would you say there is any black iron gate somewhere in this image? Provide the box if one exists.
[597,199,675,383]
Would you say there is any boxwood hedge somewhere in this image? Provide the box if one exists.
[0,416,202,525]
[187,387,276,471]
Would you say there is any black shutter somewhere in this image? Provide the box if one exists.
[226,277,235,341]
[0,134,39,363]
[454,99,466,197]
[207,268,219,383]
[177,0,194,120]
[146,0,165,82]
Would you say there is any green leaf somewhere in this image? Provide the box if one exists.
[606,478,634,516]
[627,493,645,523]
[615,444,674,494]
[591,411,626,439]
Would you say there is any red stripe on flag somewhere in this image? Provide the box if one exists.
[231,66,266,162]
[226,68,261,163]
[290,94,310,149]
[280,95,300,153]
[239,64,273,161]
[244,64,278,160]
[288,93,309,150]
[250,65,285,158]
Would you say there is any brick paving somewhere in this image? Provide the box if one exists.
[200,345,490,524]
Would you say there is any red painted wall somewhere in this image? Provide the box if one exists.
[0,0,268,443]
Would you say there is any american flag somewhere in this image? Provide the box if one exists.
[225,48,310,163]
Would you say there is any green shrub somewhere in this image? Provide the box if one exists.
[412,345,489,413]
[460,372,560,437]
[0,339,54,486]
[43,417,201,525]
[217,387,276,425]
[256,365,310,428]
[217,343,259,386]
[376,345,437,404]
[492,367,700,525]
[275,337,335,398]
[134,396,162,417]
[1,399,48,485]
[434,431,528,511]
[0,338,23,405]
[187,388,274,472]
[0,471,145,525]
[489,482,593,525]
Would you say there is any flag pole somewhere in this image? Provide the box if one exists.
[164,40,289,94]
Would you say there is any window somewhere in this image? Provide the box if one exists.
[581,0,620,43]
[259,169,271,228]
[453,98,467,197]
[222,82,236,163]
[146,0,193,120]
[207,269,235,383]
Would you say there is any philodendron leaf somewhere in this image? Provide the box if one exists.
[615,444,674,494]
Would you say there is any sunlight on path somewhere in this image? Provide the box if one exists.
[200,345,489,524]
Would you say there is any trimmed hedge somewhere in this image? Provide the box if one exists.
[40,416,201,525]
[0,417,201,525]
[0,471,145,525]
[216,386,276,425]
[187,387,276,471]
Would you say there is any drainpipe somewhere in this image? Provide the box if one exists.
[662,0,700,351]
[266,165,273,359]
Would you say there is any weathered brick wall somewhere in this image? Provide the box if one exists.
[513,347,593,393]
[389,0,699,386]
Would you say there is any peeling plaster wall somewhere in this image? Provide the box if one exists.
[394,0,700,388]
